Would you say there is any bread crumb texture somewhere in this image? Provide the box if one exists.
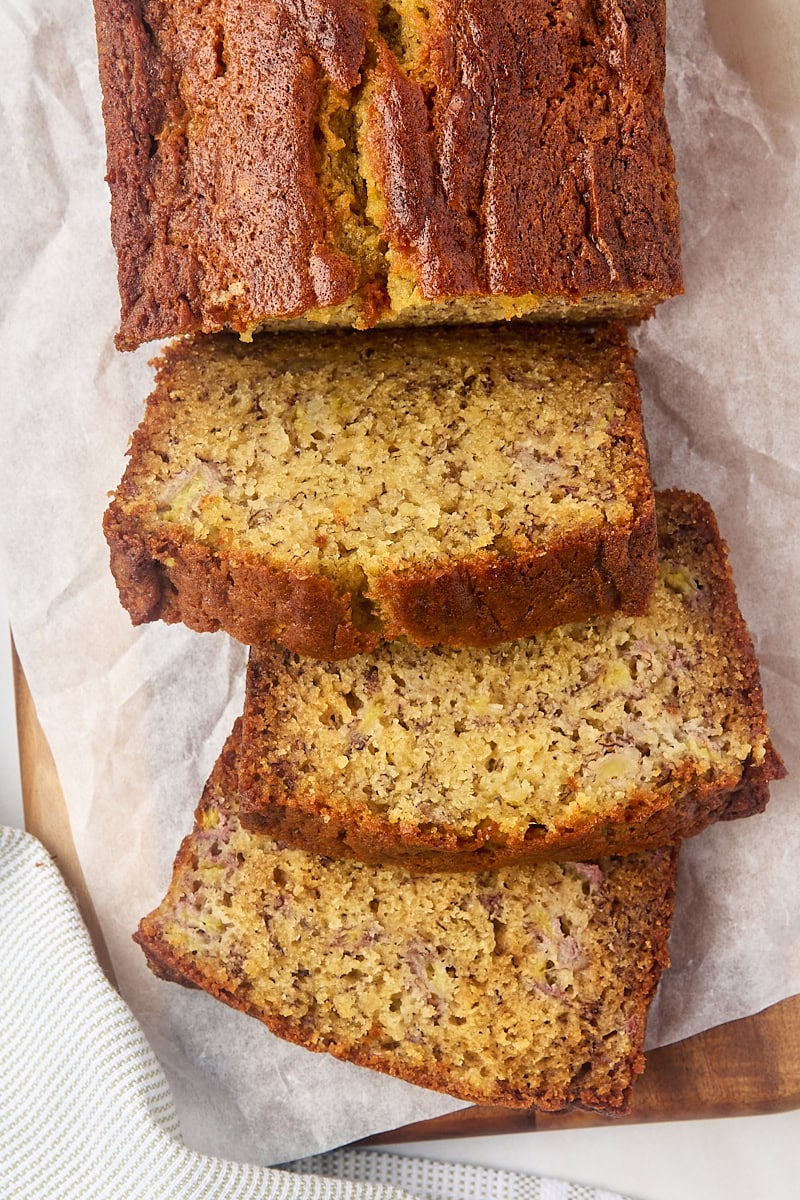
[94,0,682,346]
[136,730,677,1111]
[239,492,783,855]
[105,323,655,652]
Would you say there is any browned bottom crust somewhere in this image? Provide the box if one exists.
[104,501,657,659]
[239,778,773,874]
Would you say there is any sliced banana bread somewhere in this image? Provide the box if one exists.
[94,0,681,349]
[104,323,657,659]
[238,491,785,868]
[136,725,678,1113]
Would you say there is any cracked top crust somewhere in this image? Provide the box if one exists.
[94,0,682,348]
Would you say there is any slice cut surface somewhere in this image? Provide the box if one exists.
[104,323,656,658]
[239,491,785,867]
[136,725,678,1113]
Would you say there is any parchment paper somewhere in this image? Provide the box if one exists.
[1,0,798,1166]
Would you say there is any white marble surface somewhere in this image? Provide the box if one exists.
[2,593,798,1199]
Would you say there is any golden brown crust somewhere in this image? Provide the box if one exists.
[237,491,786,862]
[104,501,657,658]
[134,725,678,1114]
[94,0,682,348]
[102,508,380,658]
[364,0,682,302]
[238,779,773,874]
[93,0,372,349]
[375,503,658,644]
[103,323,657,657]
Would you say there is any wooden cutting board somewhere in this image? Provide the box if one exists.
[13,642,800,1140]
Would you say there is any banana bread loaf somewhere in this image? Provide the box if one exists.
[94,0,682,349]
[104,323,657,658]
[136,724,678,1113]
[238,491,785,868]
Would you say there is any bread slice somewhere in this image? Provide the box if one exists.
[104,323,657,659]
[94,0,681,350]
[238,491,785,869]
[135,725,678,1113]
